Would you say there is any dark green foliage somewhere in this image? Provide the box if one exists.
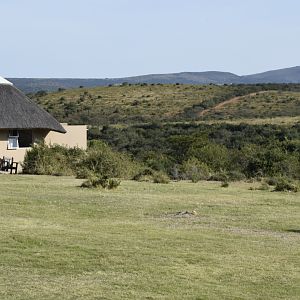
[274,178,299,192]
[96,122,300,181]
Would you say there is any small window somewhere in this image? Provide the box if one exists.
[7,137,19,149]
[7,130,33,149]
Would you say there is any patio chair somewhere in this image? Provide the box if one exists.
[1,157,18,174]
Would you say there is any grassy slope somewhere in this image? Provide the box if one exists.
[0,175,299,299]
[32,85,300,126]
[34,84,232,125]
[203,91,300,120]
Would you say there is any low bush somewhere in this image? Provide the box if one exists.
[22,143,84,176]
[23,141,141,180]
[274,178,299,192]
[76,140,140,179]
[153,171,170,184]
[81,176,121,189]
[182,158,211,182]
[133,168,155,182]
[133,168,170,184]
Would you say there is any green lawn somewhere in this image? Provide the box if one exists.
[0,175,299,299]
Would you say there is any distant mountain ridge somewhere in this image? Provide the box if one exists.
[8,66,300,93]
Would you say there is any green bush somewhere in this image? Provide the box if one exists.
[182,158,211,182]
[274,178,299,192]
[81,176,121,189]
[22,143,84,176]
[133,168,155,182]
[133,168,170,184]
[23,141,140,180]
[153,171,170,184]
[76,140,141,179]
[265,177,278,186]
[188,143,229,172]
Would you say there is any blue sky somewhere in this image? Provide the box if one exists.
[1,0,300,78]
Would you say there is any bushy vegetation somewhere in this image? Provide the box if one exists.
[22,141,141,183]
[273,177,299,192]
[22,143,83,176]
[81,176,121,189]
[94,122,300,184]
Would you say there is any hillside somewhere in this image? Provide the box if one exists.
[201,91,300,120]
[8,66,300,93]
[30,83,300,126]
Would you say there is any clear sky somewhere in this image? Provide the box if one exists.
[1,0,300,78]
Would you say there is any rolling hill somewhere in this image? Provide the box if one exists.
[8,66,300,93]
[30,83,300,126]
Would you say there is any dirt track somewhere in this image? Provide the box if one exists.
[198,91,270,117]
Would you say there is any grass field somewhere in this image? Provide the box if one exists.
[0,175,299,299]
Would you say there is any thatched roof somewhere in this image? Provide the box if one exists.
[0,82,66,133]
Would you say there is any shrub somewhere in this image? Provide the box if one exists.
[22,143,84,176]
[182,158,210,182]
[76,140,140,179]
[133,168,155,182]
[23,141,140,180]
[188,143,229,171]
[274,178,299,192]
[133,168,170,184]
[265,177,278,186]
[153,171,170,184]
[75,167,94,179]
[81,176,121,189]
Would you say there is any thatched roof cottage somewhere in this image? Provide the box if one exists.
[0,77,87,164]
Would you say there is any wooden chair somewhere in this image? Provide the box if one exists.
[1,157,18,174]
